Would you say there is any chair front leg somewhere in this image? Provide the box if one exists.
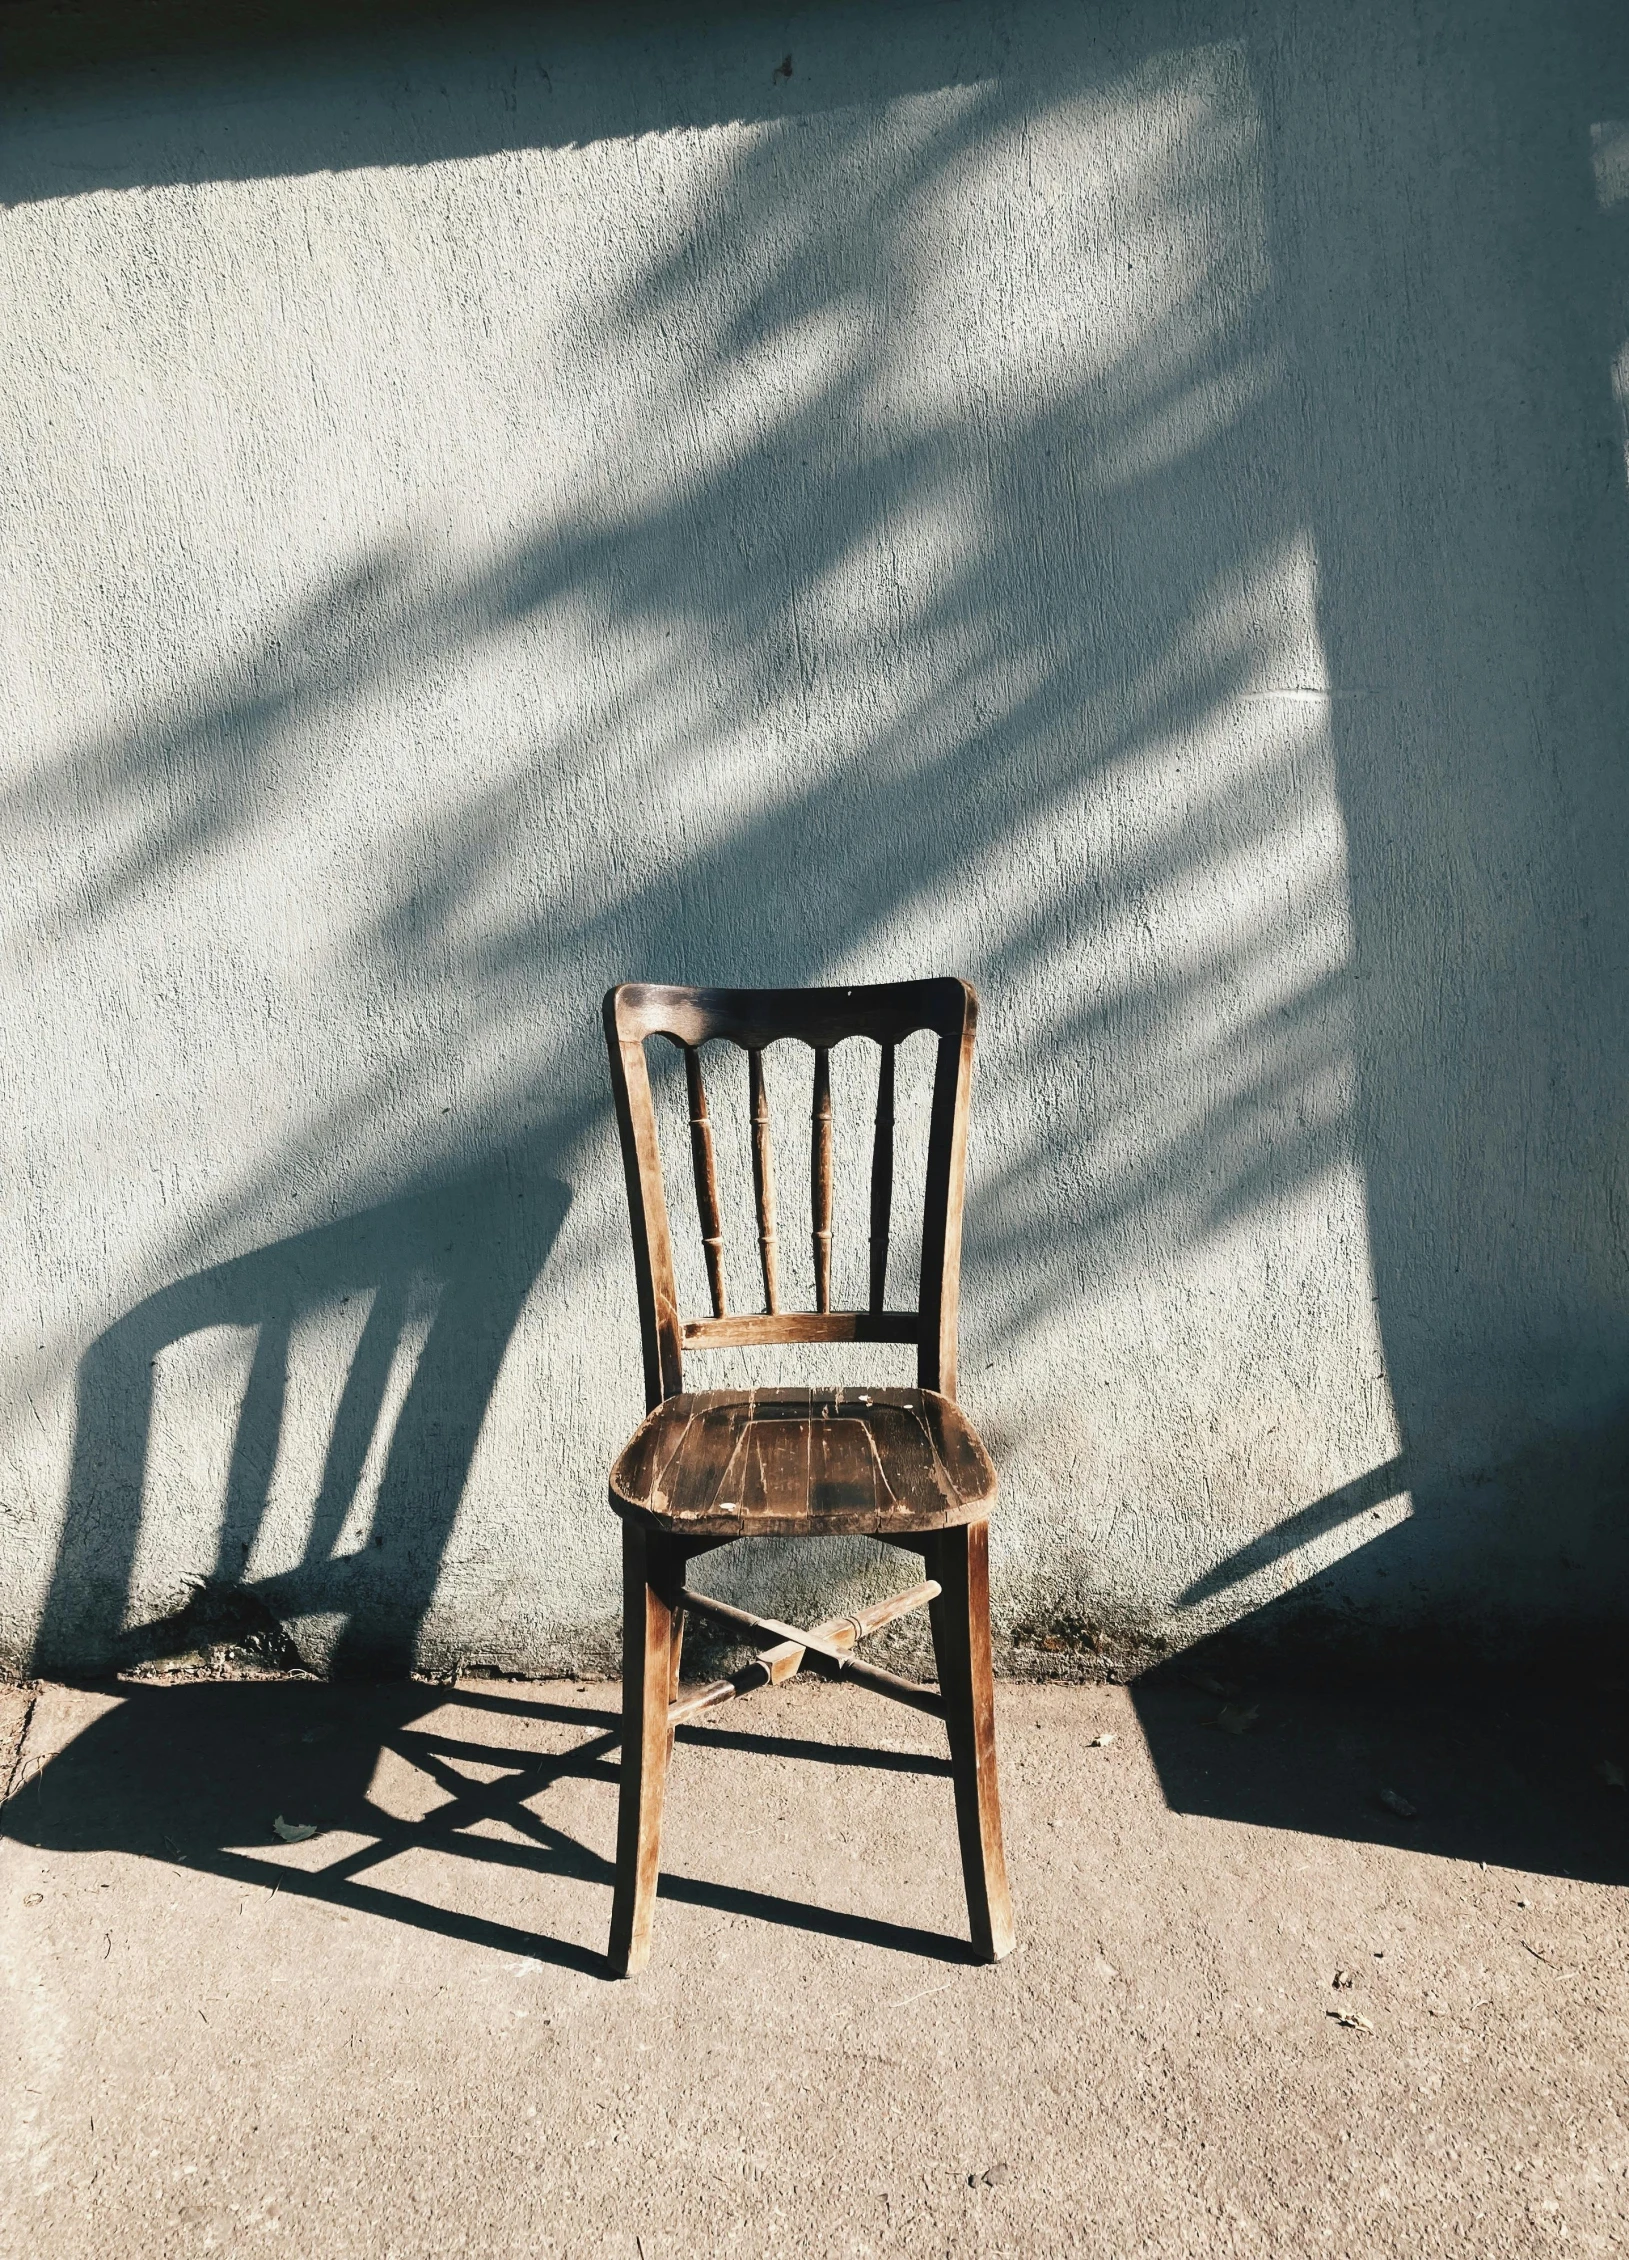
[927,1519,1016,1963]
[608,1520,678,1977]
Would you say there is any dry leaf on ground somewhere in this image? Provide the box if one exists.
[1377,1786,1418,1818]
[273,1816,319,1844]
[1328,2009,1374,2031]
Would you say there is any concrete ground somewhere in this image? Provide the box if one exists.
[3,1666,1627,2258]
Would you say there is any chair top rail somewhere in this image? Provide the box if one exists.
[609,978,971,1052]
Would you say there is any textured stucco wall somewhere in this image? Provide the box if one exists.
[3,0,1627,1679]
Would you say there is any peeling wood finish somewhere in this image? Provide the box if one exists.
[927,1520,1016,1961]
[665,1577,943,1724]
[674,1584,947,1717]
[610,1384,994,1539]
[681,1311,919,1348]
[601,979,1012,1976]
[606,1521,675,1978]
[609,980,969,1056]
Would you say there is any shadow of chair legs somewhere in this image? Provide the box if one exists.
[3,1677,976,1973]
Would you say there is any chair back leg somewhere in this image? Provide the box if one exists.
[926,1520,1016,1962]
[608,1523,678,1976]
[666,1602,687,1761]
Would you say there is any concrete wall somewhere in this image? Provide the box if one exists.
[3,0,1627,1680]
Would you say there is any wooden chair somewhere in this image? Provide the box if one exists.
[602,977,1015,1976]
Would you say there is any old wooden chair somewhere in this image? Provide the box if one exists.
[602,977,1014,1976]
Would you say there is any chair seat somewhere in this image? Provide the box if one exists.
[609,1386,997,1540]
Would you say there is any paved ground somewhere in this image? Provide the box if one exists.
[3,1666,1627,2257]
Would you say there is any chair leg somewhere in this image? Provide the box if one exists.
[667,1604,686,1760]
[927,1520,1016,1963]
[607,1522,677,1978]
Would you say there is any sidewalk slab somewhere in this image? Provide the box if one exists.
[4,1673,1627,2257]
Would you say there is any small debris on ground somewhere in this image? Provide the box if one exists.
[1089,1731,1116,1748]
[272,1816,319,1844]
[1213,1702,1260,1735]
[1017,1617,1111,1657]
[1596,1758,1625,1790]
[1377,1786,1418,1818]
[23,1891,43,1906]
[126,1650,208,1678]
[980,2163,1011,2187]
[1328,2009,1374,2031]
[1331,1968,1355,1989]
[1185,1670,1241,1700]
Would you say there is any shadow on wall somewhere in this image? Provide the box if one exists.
[34,1147,569,1677]
[6,0,1629,1679]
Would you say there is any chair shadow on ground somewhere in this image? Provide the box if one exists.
[3,1676,969,1979]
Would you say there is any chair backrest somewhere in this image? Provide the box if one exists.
[603,979,979,1408]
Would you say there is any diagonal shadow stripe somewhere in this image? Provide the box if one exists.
[676,1723,952,1776]
[282,1725,969,1963]
[216,1821,969,1968]
[208,1845,612,1977]
[653,1871,972,1964]
[431,1689,624,1733]
[1178,1456,1410,1606]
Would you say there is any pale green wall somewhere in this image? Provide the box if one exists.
[4,0,1627,1676]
